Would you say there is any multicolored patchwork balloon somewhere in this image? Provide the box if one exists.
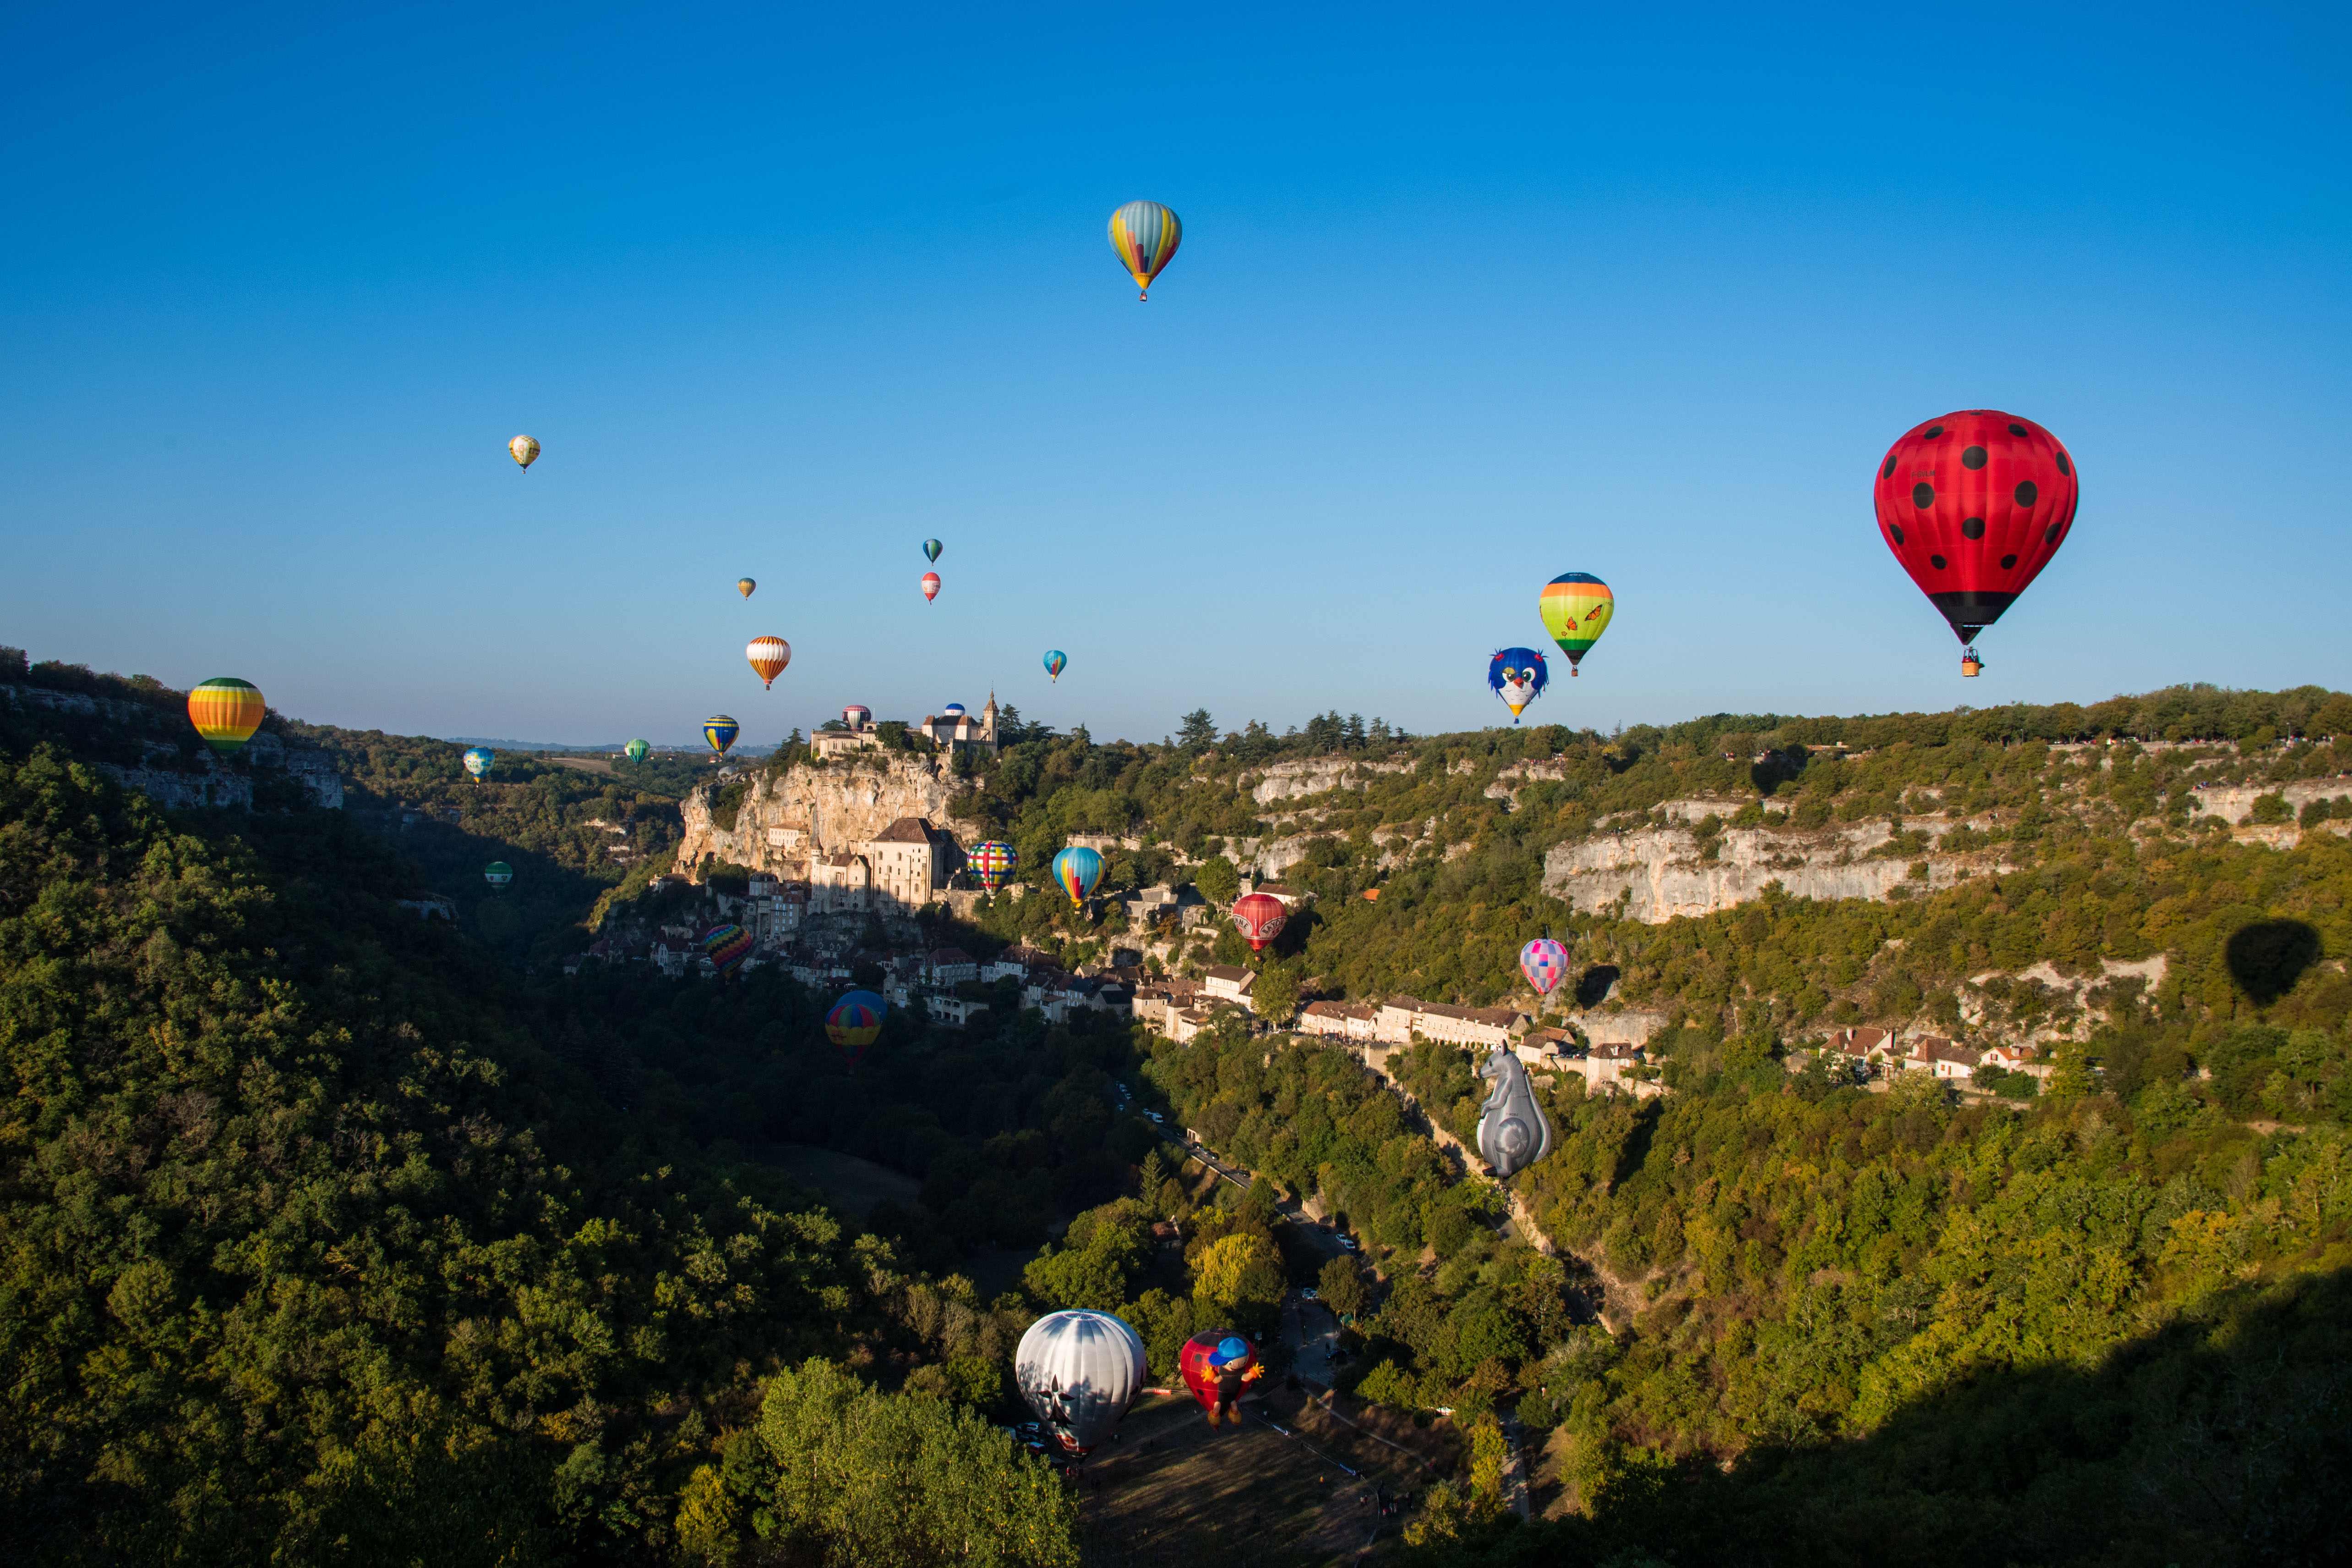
[747,635,791,688]
[1230,892,1288,953]
[969,841,1017,890]
[1519,937,1570,998]
[462,746,494,780]
[1052,846,1103,909]
[703,716,739,756]
[186,677,266,756]
[1538,573,1613,674]
[826,989,886,1061]
[1108,200,1182,301]
[702,923,753,977]
[1487,647,1550,721]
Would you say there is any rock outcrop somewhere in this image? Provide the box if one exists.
[1544,818,2004,923]
[1,684,343,809]
[675,752,963,878]
[1245,756,1410,806]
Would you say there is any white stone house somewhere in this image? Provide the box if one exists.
[923,946,979,987]
[1201,966,1257,1006]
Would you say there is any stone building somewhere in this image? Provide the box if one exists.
[917,693,1002,757]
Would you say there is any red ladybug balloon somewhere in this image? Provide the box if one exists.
[1230,892,1288,953]
[1872,410,2078,677]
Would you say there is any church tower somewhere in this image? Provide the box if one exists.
[982,690,998,744]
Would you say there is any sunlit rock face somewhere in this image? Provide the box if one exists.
[675,752,960,878]
[1542,818,1999,923]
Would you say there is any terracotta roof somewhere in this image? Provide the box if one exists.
[1827,1027,1888,1056]
[872,817,940,843]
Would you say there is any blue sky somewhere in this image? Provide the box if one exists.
[3,1,2345,748]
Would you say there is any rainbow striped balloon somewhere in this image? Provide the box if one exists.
[704,716,739,756]
[702,923,753,977]
[1519,937,1570,999]
[186,677,266,755]
[1042,649,1067,682]
[1052,845,1103,909]
[1538,572,1614,673]
[826,990,886,1061]
[969,840,1016,891]
[1108,201,1181,300]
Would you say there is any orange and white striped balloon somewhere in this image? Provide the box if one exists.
[746,636,791,688]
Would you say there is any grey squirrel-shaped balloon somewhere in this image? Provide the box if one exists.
[1476,1049,1554,1180]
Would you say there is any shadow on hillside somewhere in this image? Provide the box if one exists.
[1573,965,1620,1008]
[1527,1267,2352,1568]
[2227,918,2323,1006]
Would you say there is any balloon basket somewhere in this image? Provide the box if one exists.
[1960,650,1983,678]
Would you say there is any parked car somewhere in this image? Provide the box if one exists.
[1300,1287,1319,1301]
[1144,1110,1163,1124]
[1337,1234,1359,1252]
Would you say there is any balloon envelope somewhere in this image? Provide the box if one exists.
[1538,574,1613,672]
[1108,200,1182,300]
[462,746,494,780]
[484,861,513,889]
[623,738,650,763]
[1519,937,1570,998]
[1042,649,1067,682]
[737,577,756,598]
[1230,892,1288,952]
[187,677,266,756]
[1873,410,2079,660]
[1177,1331,1260,1416]
[825,989,886,1060]
[969,841,1017,891]
[747,636,791,688]
[508,434,539,469]
[703,716,739,756]
[922,538,943,563]
[1051,846,1103,909]
[702,923,753,977]
[1015,1310,1148,1453]
[921,572,940,602]
[1487,648,1550,721]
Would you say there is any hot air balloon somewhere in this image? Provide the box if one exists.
[1487,648,1550,722]
[463,746,494,781]
[1230,892,1288,954]
[484,861,513,891]
[1538,574,1613,675]
[702,923,753,978]
[1051,846,1103,910]
[1519,937,1569,999]
[623,738,650,763]
[922,539,943,563]
[825,989,886,1063]
[921,572,941,602]
[703,716,739,756]
[186,677,266,756]
[509,434,539,470]
[842,704,871,729]
[1476,1049,1554,1180]
[1178,1331,1264,1426]
[1042,650,1067,682]
[1873,410,2079,677]
[737,577,756,598]
[1363,887,1381,902]
[747,636,791,688]
[1015,1310,1148,1455]
[968,840,1017,891]
[1108,201,1182,301]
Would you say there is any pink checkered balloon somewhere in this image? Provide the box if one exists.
[1519,937,1570,998]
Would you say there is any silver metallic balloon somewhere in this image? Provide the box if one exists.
[1476,1049,1554,1179]
[1014,1310,1147,1454]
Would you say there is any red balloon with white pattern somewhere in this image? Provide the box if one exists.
[1872,410,2078,677]
[1230,892,1288,953]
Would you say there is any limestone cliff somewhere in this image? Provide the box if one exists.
[675,751,964,878]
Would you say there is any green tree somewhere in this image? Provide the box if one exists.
[1252,962,1300,1023]
[1318,1256,1370,1318]
[1179,709,1217,750]
[1193,854,1240,906]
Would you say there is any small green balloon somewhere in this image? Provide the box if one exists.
[922,538,943,563]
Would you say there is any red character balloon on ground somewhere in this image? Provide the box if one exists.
[1872,410,2078,677]
[1179,1331,1263,1427]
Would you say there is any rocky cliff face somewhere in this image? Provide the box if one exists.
[2,685,343,810]
[675,752,963,878]
[1544,814,2008,923]
[1245,756,1411,805]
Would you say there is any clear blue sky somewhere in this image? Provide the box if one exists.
[4,2,2345,748]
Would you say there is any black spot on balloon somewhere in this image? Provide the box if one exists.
[1962,517,1985,539]
[1913,482,1934,508]
[1889,524,1905,545]
[2015,480,2039,506]
[2000,553,2018,569]
[2008,423,2027,437]
[2045,523,2063,544]
[2055,449,2072,476]
[1924,425,1945,438]
[1882,454,1898,479]
[1963,445,1987,469]
[1930,554,1947,570]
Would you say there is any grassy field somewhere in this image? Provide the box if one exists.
[1075,1388,1449,1567]
[764,1142,920,1222]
